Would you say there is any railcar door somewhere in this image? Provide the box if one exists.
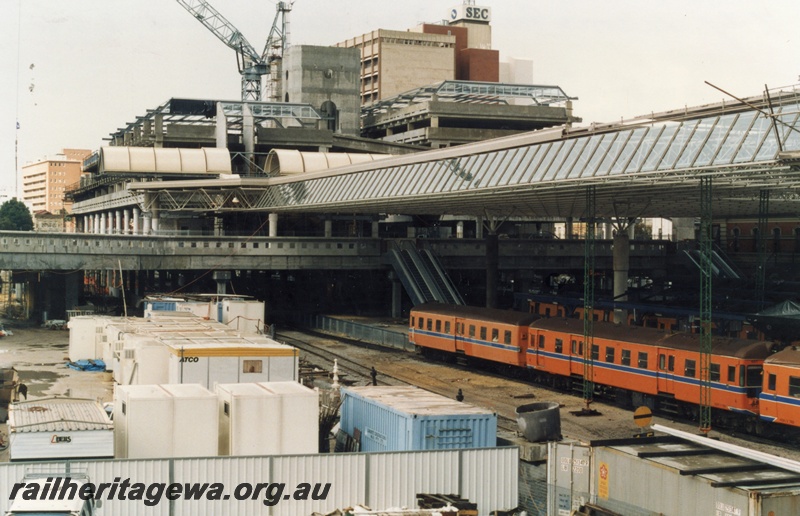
[454,317,467,354]
[657,349,676,395]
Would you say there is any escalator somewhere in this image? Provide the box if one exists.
[386,243,465,306]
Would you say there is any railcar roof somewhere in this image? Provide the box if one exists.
[412,303,539,326]
[764,347,800,365]
[531,317,772,358]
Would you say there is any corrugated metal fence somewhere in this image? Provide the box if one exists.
[0,447,518,515]
[290,314,413,351]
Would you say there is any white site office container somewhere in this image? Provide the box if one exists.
[340,386,497,452]
[114,384,218,459]
[216,383,281,456]
[163,337,298,389]
[67,315,113,362]
[259,381,319,454]
[114,336,168,386]
[8,398,113,461]
[222,299,266,333]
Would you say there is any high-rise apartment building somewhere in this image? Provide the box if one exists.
[22,148,91,214]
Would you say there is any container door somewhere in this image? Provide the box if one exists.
[657,349,675,395]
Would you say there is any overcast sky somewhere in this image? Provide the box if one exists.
[1,0,798,196]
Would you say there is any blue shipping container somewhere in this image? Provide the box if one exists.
[340,386,497,452]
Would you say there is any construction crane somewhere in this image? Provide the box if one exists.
[175,0,293,102]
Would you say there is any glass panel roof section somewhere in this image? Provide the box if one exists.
[556,137,589,179]
[675,118,716,169]
[625,126,662,173]
[713,111,756,165]
[471,152,502,189]
[570,134,603,177]
[733,113,773,163]
[582,133,617,177]
[535,141,565,182]
[510,146,543,185]
[542,139,577,181]
[642,124,679,171]
[694,113,736,167]
[496,148,525,186]
[779,104,800,147]
[486,150,516,187]
[610,127,647,174]
[658,120,699,170]
[596,130,632,176]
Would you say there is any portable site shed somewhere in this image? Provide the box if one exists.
[340,386,497,452]
[114,383,218,459]
[216,381,318,456]
[8,398,113,461]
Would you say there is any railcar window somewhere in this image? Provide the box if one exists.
[668,356,675,372]
[571,340,583,355]
[555,339,563,353]
[684,359,696,378]
[789,376,800,397]
[745,366,762,388]
[491,329,499,342]
[436,320,442,332]
[480,327,487,340]
[418,317,424,329]
[469,325,475,337]
[427,319,432,331]
[445,321,451,334]
[411,316,415,327]
[538,335,545,349]
[638,352,648,368]
[591,345,599,361]
[659,354,666,370]
[768,373,776,391]
[710,363,720,382]
[621,349,631,366]
[504,330,512,345]
[728,366,736,383]
[605,347,615,363]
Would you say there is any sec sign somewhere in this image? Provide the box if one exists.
[450,5,492,23]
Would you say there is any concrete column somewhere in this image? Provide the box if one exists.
[100,213,107,235]
[371,219,380,238]
[115,210,122,234]
[565,217,574,239]
[123,209,131,235]
[132,207,140,235]
[475,216,484,239]
[214,216,224,237]
[391,274,403,319]
[613,232,630,324]
[456,221,464,239]
[324,218,333,238]
[93,214,99,234]
[672,217,695,242]
[216,102,228,148]
[605,223,614,240]
[143,213,152,236]
[150,204,160,234]
[485,232,499,309]
[154,113,164,148]
[83,216,89,234]
[243,103,254,176]
[269,213,279,237]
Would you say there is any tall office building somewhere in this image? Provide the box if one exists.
[22,148,91,215]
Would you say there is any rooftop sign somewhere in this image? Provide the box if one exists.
[449,5,491,23]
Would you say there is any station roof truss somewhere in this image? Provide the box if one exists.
[107,98,325,142]
[130,86,800,220]
[360,80,576,119]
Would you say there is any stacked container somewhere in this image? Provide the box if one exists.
[340,386,497,452]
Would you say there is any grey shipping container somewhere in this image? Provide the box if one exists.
[340,386,497,452]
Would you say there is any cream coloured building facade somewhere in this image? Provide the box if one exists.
[22,148,91,214]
